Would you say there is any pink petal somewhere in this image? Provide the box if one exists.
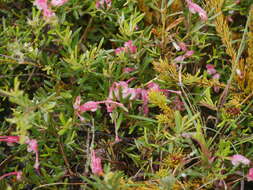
[141,90,149,115]
[124,40,137,54]
[43,8,55,18]
[235,0,240,4]
[96,1,101,8]
[247,168,253,181]
[34,0,48,10]
[105,0,112,7]
[172,96,185,111]
[147,82,160,91]
[0,136,20,144]
[73,96,81,110]
[174,55,186,63]
[179,42,187,51]
[91,150,103,176]
[51,0,68,6]
[206,64,217,75]
[79,101,100,112]
[96,0,111,9]
[129,45,137,54]
[109,81,136,100]
[230,154,250,166]
[123,67,136,73]
[101,99,127,112]
[213,86,220,93]
[212,73,220,80]
[115,47,125,55]
[0,171,22,181]
[185,50,194,57]
[186,0,208,21]
[26,139,40,170]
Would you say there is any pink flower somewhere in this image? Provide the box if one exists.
[140,89,149,115]
[115,47,125,55]
[43,8,56,18]
[172,96,185,111]
[147,82,160,90]
[96,0,111,9]
[26,139,40,170]
[124,40,137,54]
[0,136,40,170]
[174,55,186,63]
[235,0,240,4]
[0,171,22,181]
[205,65,220,92]
[206,64,217,75]
[109,81,138,100]
[185,0,208,21]
[230,154,250,166]
[123,67,136,73]
[102,99,127,113]
[96,1,100,8]
[74,96,127,119]
[184,50,194,57]
[115,41,137,55]
[212,73,220,80]
[51,0,68,6]
[0,136,20,143]
[34,0,55,19]
[73,96,85,121]
[147,82,181,95]
[179,42,187,51]
[73,95,81,110]
[91,150,103,176]
[247,168,253,181]
[213,86,220,93]
[74,100,100,120]
[105,0,112,7]
[174,50,194,63]
[34,0,48,10]
[79,101,100,112]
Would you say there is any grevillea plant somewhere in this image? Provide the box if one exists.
[1,0,253,189]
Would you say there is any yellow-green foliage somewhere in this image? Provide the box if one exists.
[153,59,222,90]
[246,6,253,93]
[210,0,237,65]
[159,150,185,171]
[148,90,174,126]
[153,59,178,87]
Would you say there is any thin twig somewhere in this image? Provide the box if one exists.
[58,139,74,176]
[80,17,93,43]
[32,182,86,190]
[85,127,90,174]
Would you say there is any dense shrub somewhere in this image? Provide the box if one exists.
[0,0,253,189]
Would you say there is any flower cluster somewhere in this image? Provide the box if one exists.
[123,67,136,73]
[34,0,68,19]
[174,42,194,63]
[0,171,22,181]
[230,154,253,181]
[73,96,126,121]
[206,64,220,92]
[185,0,208,21]
[115,40,137,55]
[0,136,40,181]
[96,0,112,9]
[91,150,103,176]
[108,81,181,115]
